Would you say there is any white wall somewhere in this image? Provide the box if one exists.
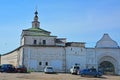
[66,47,86,72]
[22,36,56,46]
[1,49,19,67]
[86,48,97,68]
[23,46,65,72]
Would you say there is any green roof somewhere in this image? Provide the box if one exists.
[24,28,50,33]
[22,28,56,37]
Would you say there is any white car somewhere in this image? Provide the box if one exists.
[44,66,54,73]
[70,65,80,75]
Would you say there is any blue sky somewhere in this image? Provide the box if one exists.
[0,0,120,54]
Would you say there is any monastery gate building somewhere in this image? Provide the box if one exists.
[1,11,120,75]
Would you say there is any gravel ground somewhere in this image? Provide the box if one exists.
[0,72,120,80]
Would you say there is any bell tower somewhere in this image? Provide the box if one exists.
[32,10,40,28]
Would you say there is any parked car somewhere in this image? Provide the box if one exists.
[16,65,27,73]
[80,68,102,77]
[0,64,16,73]
[44,66,54,74]
[70,65,80,75]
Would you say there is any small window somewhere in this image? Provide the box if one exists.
[75,52,77,54]
[81,48,83,52]
[33,40,37,44]
[43,40,46,45]
[45,62,48,66]
[39,62,42,65]
[35,23,37,27]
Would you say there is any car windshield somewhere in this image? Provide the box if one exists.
[16,65,23,68]
[47,67,53,69]
[90,69,96,72]
[83,69,89,71]
[74,66,79,69]
[1,64,13,68]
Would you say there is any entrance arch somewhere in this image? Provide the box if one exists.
[99,61,115,74]
[98,56,118,75]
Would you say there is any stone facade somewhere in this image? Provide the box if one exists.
[22,46,65,72]
[1,47,20,66]
[1,11,120,75]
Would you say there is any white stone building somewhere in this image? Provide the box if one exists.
[1,11,120,75]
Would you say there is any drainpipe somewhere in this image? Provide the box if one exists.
[63,47,67,73]
[95,48,97,69]
[22,47,24,66]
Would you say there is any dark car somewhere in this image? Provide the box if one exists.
[16,65,27,73]
[0,64,16,73]
[80,69,102,77]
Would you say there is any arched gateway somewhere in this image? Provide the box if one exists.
[98,56,118,75]
[99,61,115,74]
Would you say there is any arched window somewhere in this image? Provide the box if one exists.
[43,40,46,45]
[33,40,37,44]
[45,62,48,66]
[39,62,42,65]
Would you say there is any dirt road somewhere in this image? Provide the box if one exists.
[0,72,120,80]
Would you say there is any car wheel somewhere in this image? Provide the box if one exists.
[97,75,100,78]
[18,70,21,73]
[77,71,80,75]
[94,74,99,77]
[71,72,74,75]
[81,74,84,77]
